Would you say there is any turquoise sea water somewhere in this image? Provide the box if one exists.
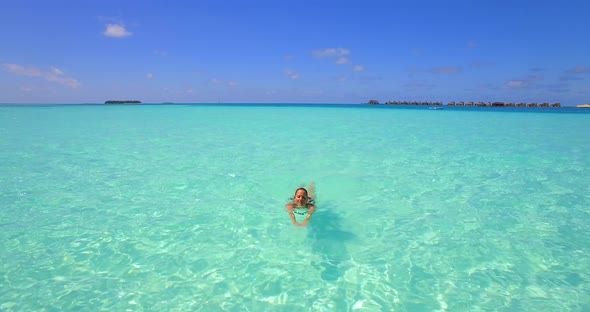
[1,104,589,311]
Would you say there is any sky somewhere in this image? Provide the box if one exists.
[1,0,589,106]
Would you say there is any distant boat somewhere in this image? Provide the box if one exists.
[576,103,590,108]
[428,106,444,110]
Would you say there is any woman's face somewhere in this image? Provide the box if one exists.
[294,189,308,206]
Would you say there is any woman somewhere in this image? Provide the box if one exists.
[285,182,316,227]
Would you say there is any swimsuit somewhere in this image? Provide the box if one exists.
[288,197,315,222]
[293,207,310,215]
[292,206,311,222]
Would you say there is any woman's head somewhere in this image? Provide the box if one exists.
[293,188,309,206]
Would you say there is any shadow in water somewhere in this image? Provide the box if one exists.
[308,201,357,282]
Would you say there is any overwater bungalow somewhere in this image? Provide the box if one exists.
[368,99,562,108]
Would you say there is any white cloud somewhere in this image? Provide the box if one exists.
[503,80,527,88]
[312,48,350,58]
[146,73,154,79]
[566,66,590,74]
[430,66,461,74]
[2,63,80,88]
[50,66,63,75]
[335,57,350,65]
[3,63,41,76]
[103,24,132,38]
[502,74,543,89]
[312,48,364,71]
[209,78,239,86]
[284,70,299,80]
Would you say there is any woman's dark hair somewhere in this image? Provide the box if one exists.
[294,187,308,197]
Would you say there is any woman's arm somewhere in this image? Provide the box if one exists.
[299,205,316,227]
[285,204,299,225]
[308,181,316,199]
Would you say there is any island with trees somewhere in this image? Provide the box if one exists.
[104,100,142,104]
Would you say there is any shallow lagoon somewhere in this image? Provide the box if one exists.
[1,104,589,311]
